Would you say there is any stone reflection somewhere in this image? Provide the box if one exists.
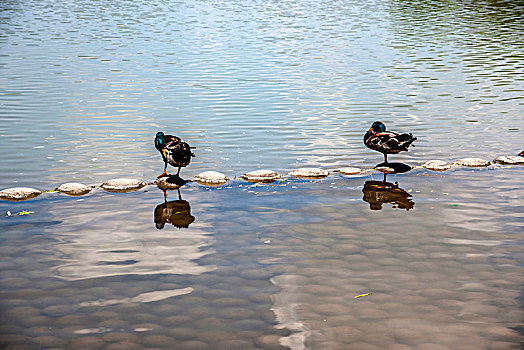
[362,173,414,210]
[154,176,195,229]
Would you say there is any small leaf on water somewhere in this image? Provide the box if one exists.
[354,293,371,299]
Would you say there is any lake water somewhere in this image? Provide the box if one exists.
[0,0,523,349]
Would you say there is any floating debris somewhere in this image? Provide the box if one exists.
[241,169,279,183]
[0,187,42,202]
[454,158,491,167]
[493,155,524,165]
[56,182,92,196]
[15,210,33,216]
[100,178,146,192]
[289,167,329,178]
[422,160,451,171]
[334,167,364,175]
[193,171,229,185]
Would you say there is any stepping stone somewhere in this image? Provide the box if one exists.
[56,183,92,196]
[241,170,279,183]
[155,175,188,190]
[374,162,412,174]
[101,178,146,192]
[193,171,228,185]
[289,168,329,178]
[454,158,491,167]
[334,167,364,175]
[422,160,451,171]
[493,155,524,165]
[0,187,41,201]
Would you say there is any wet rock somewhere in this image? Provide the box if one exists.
[374,162,412,173]
[417,344,448,350]
[105,340,142,350]
[330,325,364,343]
[143,335,176,347]
[241,169,279,183]
[334,167,364,175]
[193,171,229,185]
[289,167,329,178]
[217,339,253,350]
[32,336,66,348]
[177,340,209,350]
[0,187,41,201]
[422,160,451,171]
[393,329,425,346]
[100,178,146,192]
[454,158,490,167]
[154,175,187,190]
[102,332,137,343]
[255,335,281,349]
[69,336,105,349]
[493,155,524,165]
[348,343,380,350]
[56,182,92,195]
[169,327,198,340]
[43,304,72,317]
[485,326,520,341]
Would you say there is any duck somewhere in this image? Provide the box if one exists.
[155,132,195,178]
[364,121,417,163]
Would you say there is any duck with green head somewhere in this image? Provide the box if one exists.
[364,121,417,163]
[155,132,195,178]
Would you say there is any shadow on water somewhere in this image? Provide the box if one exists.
[362,172,414,211]
[154,175,195,229]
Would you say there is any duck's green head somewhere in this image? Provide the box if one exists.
[155,132,166,151]
[370,121,386,133]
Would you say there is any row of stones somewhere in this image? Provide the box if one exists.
[0,155,522,202]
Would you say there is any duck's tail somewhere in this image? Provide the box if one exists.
[396,133,417,150]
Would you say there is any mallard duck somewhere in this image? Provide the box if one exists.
[364,121,417,163]
[155,132,195,178]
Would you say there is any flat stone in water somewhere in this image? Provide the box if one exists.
[0,187,41,201]
[154,175,187,190]
[289,167,329,178]
[374,162,412,174]
[56,182,92,196]
[422,160,451,171]
[193,171,228,185]
[241,169,279,183]
[335,167,364,175]
[493,155,524,165]
[100,178,146,192]
[454,158,491,167]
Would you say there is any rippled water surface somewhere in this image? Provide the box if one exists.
[1,0,523,349]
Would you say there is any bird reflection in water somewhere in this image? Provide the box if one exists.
[362,173,414,211]
[154,175,195,229]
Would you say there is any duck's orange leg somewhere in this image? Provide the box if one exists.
[157,162,168,178]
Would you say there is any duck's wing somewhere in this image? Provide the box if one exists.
[371,131,416,152]
[165,138,195,166]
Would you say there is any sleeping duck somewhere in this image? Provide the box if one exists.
[155,132,195,178]
[364,121,417,163]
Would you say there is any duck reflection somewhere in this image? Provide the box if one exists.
[154,176,195,229]
[362,173,414,211]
